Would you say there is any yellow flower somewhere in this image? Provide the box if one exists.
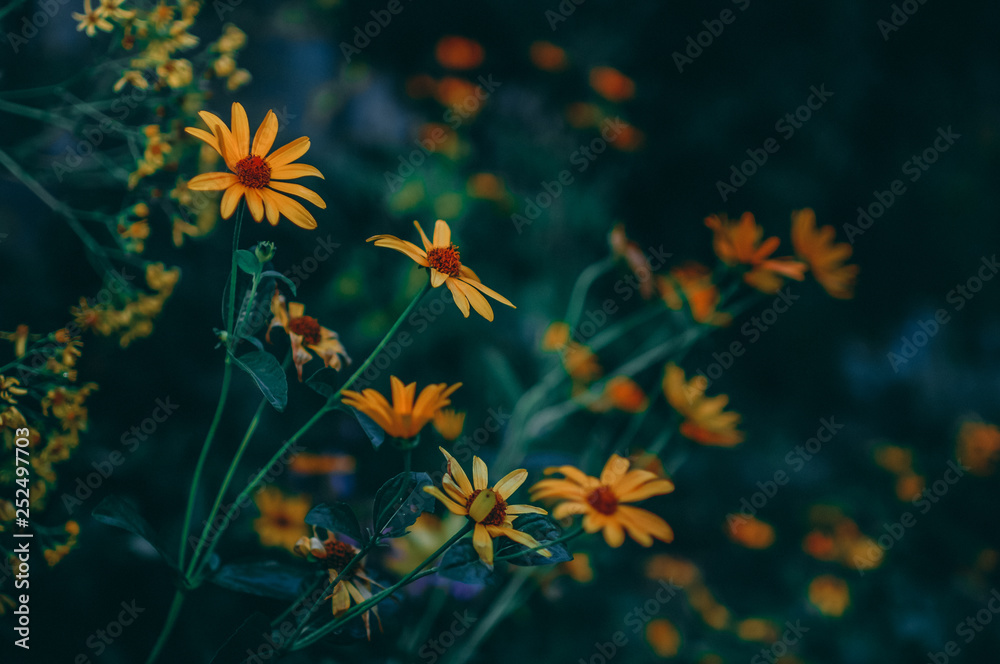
[590,376,649,413]
[646,619,681,657]
[252,487,311,551]
[791,208,859,299]
[96,0,134,21]
[656,263,731,326]
[113,70,149,92]
[609,223,654,299]
[149,1,174,29]
[216,24,247,53]
[227,68,252,91]
[142,125,172,167]
[424,448,550,567]
[341,377,460,440]
[289,452,355,476]
[73,0,113,36]
[808,575,850,617]
[266,290,349,382]
[385,512,465,576]
[145,262,180,295]
[293,530,382,639]
[705,212,807,293]
[185,102,326,229]
[531,454,674,548]
[368,219,515,321]
[432,408,466,441]
[663,363,744,447]
[0,376,28,404]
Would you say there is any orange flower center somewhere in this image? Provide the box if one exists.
[235,154,271,189]
[426,244,462,277]
[322,540,356,573]
[586,485,619,515]
[465,489,507,526]
[287,316,321,345]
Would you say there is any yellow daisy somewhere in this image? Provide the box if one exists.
[663,363,744,447]
[530,454,675,548]
[423,447,550,567]
[73,0,113,36]
[368,219,515,321]
[184,102,326,229]
[341,377,460,441]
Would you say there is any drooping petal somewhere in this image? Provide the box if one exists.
[251,110,278,157]
[259,188,283,226]
[442,474,468,502]
[266,136,311,168]
[445,279,471,317]
[184,127,220,154]
[430,269,448,288]
[617,505,674,543]
[244,188,264,221]
[472,523,494,567]
[454,279,495,321]
[368,236,429,266]
[414,220,433,251]
[439,447,473,495]
[506,504,547,515]
[423,486,468,515]
[602,520,625,548]
[459,276,515,308]
[187,172,238,191]
[267,180,326,209]
[262,189,317,229]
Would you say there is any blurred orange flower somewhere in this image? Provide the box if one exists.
[791,208,859,299]
[589,66,635,101]
[705,212,806,293]
[956,421,1000,476]
[529,41,568,71]
[663,363,744,446]
[435,36,484,69]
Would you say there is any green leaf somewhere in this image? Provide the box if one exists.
[305,502,364,543]
[230,350,288,412]
[334,404,385,448]
[438,539,492,584]
[210,612,272,664]
[495,514,572,565]
[372,472,434,539]
[210,560,314,601]
[235,249,260,277]
[260,270,297,296]
[93,496,175,567]
[305,367,340,399]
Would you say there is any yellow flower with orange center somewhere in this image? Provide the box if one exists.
[704,212,806,293]
[341,377,461,441]
[185,102,326,229]
[423,448,550,567]
[663,363,744,447]
[266,290,350,382]
[791,208,859,299]
[368,219,515,321]
[72,0,113,36]
[530,454,675,548]
[294,530,382,639]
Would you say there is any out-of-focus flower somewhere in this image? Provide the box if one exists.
[646,619,681,657]
[434,77,485,117]
[873,443,913,475]
[216,24,246,53]
[253,487,310,551]
[657,263,731,326]
[289,453,355,476]
[97,0,134,21]
[185,103,326,229]
[725,515,775,549]
[529,41,568,71]
[590,376,649,413]
[646,554,701,587]
[385,512,464,576]
[542,322,602,383]
[433,409,466,441]
[895,473,925,501]
[589,66,635,102]
[145,263,180,296]
[341,377,460,441]
[466,173,507,202]
[113,70,149,92]
[424,447,550,567]
[532,454,674,548]
[157,58,193,88]
[956,421,1000,476]
[369,220,515,321]
[735,618,778,642]
[791,208,858,299]
[705,212,807,293]
[435,36,484,70]
[294,529,382,639]
[73,0,113,36]
[802,507,883,572]
[0,376,28,404]
[227,68,252,91]
[142,125,172,167]
[566,102,603,129]
[609,223,655,299]
[808,575,850,617]
[267,291,350,381]
[663,363,744,447]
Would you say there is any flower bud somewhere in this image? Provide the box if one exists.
[255,241,276,264]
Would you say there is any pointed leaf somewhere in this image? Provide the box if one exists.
[230,350,288,412]
[372,471,434,539]
[235,249,261,277]
[93,495,175,567]
[438,539,492,584]
[261,270,298,296]
[305,502,363,543]
[305,367,341,399]
[210,560,315,601]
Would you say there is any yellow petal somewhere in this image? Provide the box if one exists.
[413,220,433,251]
[432,219,451,247]
[187,172,237,191]
[244,188,264,221]
[231,102,250,156]
[184,127,220,154]
[430,269,448,288]
[422,486,467,515]
[251,110,278,157]
[266,136,311,168]
[445,279,471,317]
[454,279,494,321]
[220,184,245,219]
[439,446,472,494]
[267,180,326,209]
[472,456,488,491]
[459,276,514,308]
[369,236,429,266]
[472,522,494,567]
[493,468,527,499]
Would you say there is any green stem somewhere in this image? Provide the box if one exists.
[178,356,232,570]
[186,395,268,581]
[565,257,615,328]
[143,588,186,664]
[226,203,246,337]
[293,523,472,650]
